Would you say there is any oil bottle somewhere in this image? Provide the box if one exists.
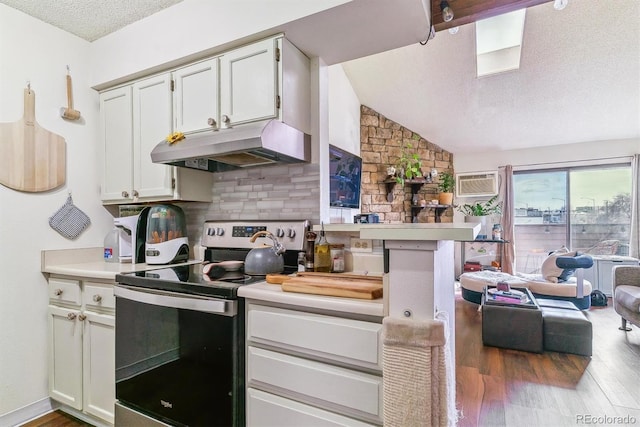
[314,222,332,272]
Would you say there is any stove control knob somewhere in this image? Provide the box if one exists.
[287,229,296,238]
[216,228,225,236]
[276,228,285,238]
[207,228,216,236]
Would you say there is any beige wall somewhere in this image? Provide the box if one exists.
[0,4,115,422]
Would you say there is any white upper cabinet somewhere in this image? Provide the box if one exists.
[218,36,310,134]
[220,38,278,127]
[132,73,174,200]
[100,76,213,205]
[98,35,309,204]
[100,87,133,202]
[173,58,220,134]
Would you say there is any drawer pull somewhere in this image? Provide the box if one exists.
[67,312,77,320]
[93,294,103,303]
[54,289,63,296]
[78,314,87,321]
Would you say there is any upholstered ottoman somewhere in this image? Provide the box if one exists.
[482,287,544,353]
[536,298,579,310]
[541,306,592,356]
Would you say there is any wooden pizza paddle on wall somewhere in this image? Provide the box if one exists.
[0,86,66,192]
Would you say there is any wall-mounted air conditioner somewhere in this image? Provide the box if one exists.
[456,171,498,197]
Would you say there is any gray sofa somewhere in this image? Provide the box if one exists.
[612,265,640,331]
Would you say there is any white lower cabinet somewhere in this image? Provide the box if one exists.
[247,388,376,427]
[47,277,115,425]
[48,304,83,409]
[246,303,382,426]
[82,311,115,422]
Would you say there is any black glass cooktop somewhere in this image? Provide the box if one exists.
[116,264,266,299]
[116,262,296,299]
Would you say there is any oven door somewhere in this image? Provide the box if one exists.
[114,285,245,427]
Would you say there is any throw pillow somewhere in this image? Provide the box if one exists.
[540,247,577,283]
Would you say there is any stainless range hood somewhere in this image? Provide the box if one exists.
[151,119,311,172]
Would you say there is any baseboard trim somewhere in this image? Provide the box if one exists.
[2,397,56,426]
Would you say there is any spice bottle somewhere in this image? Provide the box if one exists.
[297,252,306,272]
[314,223,332,272]
[330,244,345,273]
[305,231,317,271]
[492,224,502,240]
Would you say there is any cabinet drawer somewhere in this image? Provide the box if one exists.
[247,304,382,370]
[248,347,382,421]
[49,278,81,306]
[247,388,377,427]
[83,284,115,310]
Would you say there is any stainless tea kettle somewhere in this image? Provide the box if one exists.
[244,230,286,275]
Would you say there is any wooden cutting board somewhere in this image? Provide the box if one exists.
[0,88,66,192]
[281,274,383,300]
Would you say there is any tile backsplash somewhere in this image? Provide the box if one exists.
[180,163,320,246]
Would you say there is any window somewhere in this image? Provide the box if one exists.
[513,165,632,273]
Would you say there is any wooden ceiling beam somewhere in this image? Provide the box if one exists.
[431,0,552,32]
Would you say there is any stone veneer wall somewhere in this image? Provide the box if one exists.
[359,105,454,224]
[180,163,320,246]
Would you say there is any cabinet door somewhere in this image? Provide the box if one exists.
[83,311,115,424]
[132,74,174,201]
[100,87,133,202]
[220,38,278,127]
[48,305,83,410]
[248,347,382,421]
[247,304,382,370]
[174,58,219,134]
[247,388,376,427]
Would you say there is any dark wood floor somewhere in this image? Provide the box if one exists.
[455,292,640,426]
[23,293,640,427]
[21,410,91,427]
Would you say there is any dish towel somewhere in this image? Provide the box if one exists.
[49,194,91,239]
[382,314,458,427]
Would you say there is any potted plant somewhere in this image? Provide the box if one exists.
[394,142,422,186]
[456,194,502,238]
[455,194,502,216]
[437,172,455,205]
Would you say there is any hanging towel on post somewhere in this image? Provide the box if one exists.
[382,316,457,427]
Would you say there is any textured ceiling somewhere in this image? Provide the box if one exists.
[341,0,640,154]
[2,0,637,156]
[0,0,182,41]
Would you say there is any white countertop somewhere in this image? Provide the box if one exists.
[315,222,480,241]
[41,247,201,280]
[238,282,385,318]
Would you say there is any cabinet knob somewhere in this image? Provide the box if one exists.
[122,191,129,198]
[207,117,217,127]
[132,190,139,198]
[54,289,63,296]
[93,294,103,303]
[222,115,231,125]
[78,314,87,322]
[67,312,77,320]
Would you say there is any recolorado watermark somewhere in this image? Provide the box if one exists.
[576,414,637,424]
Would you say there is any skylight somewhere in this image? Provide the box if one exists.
[475,9,526,77]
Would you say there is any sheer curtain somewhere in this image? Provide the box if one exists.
[630,154,640,258]
[498,165,515,274]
